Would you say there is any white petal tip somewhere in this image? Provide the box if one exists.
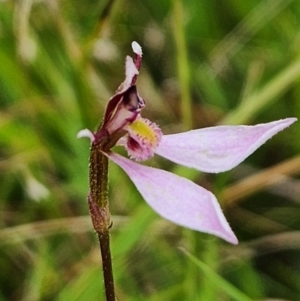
[77,129,95,142]
[132,41,143,56]
[227,235,239,245]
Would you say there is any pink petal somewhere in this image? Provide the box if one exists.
[107,152,238,244]
[123,56,139,90]
[156,118,297,173]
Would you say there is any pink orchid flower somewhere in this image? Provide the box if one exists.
[78,41,297,244]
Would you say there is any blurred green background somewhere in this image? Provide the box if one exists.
[1,0,300,300]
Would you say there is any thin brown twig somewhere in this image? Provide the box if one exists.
[0,216,127,246]
[222,155,300,206]
[221,231,300,261]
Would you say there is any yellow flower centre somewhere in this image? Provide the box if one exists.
[123,117,162,161]
[128,118,159,146]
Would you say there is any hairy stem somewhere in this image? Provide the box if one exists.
[89,145,109,209]
[89,144,115,300]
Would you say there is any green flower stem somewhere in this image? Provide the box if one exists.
[172,0,193,130]
[221,59,300,125]
[89,144,115,301]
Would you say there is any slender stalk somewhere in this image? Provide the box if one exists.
[89,144,116,301]
[98,232,115,301]
[172,0,193,130]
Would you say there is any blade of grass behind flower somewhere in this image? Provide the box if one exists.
[57,267,102,301]
[172,0,192,130]
[229,259,265,299]
[220,58,300,125]
[112,204,157,258]
[209,0,293,75]
[0,48,30,104]
[22,244,51,301]
[179,247,253,301]
[196,239,220,301]
[194,63,229,110]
